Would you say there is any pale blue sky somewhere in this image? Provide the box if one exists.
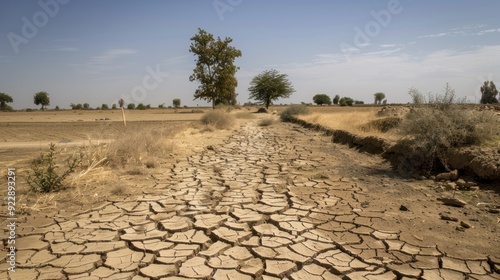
[1,0,499,109]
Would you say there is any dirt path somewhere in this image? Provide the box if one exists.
[1,120,499,279]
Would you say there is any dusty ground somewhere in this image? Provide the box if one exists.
[0,109,499,279]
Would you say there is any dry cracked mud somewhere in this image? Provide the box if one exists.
[1,120,499,280]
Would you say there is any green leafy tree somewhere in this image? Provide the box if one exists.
[374,92,386,104]
[313,94,332,105]
[34,91,50,110]
[248,69,295,109]
[83,103,90,110]
[101,104,109,110]
[189,28,242,108]
[0,93,13,110]
[173,98,181,108]
[333,94,340,105]
[339,97,354,106]
[136,103,147,110]
[127,103,136,110]
[112,104,117,109]
[118,98,125,108]
[480,81,499,104]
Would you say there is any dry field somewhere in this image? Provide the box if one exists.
[0,108,233,214]
[1,107,499,278]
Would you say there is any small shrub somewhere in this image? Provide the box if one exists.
[107,126,176,167]
[112,104,117,109]
[280,104,310,122]
[25,108,35,112]
[200,110,235,129]
[392,84,499,175]
[259,117,275,127]
[27,144,81,193]
[256,107,268,113]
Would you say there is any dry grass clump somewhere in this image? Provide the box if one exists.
[280,104,310,121]
[394,106,499,174]
[391,84,499,174]
[107,125,177,167]
[200,109,235,129]
[259,117,275,127]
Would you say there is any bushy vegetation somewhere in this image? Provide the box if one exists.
[259,117,275,126]
[339,97,354,106]
[313,94,331,105]
[393,84,499,174]
[127,103,136,110]
[200,109,235,129]
[280,104,310,121]
[107,126,176,167]
[0,92,13,111]
[27,144,81,193]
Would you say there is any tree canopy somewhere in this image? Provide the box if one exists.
[339,97,354,106]
[333,95,340,105]
[0,92,13,110]
[173,98,181,108]
[248,69,295,109]
[189,28,242,108]
[313,94,332,105]
[34,91,50,110]
[374,92,385,104]
[480,81,499,104]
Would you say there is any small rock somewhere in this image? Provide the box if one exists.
[456,179,467,187]
[460,221,471,228]
[418,176,427,180]
[399,205,409,211]
[470,186,480,191]
[489,209,500,214]
[440,213,459,222]
[446,182,457,190]
[206,145,215,151]
[436,172,451,181]
[466,181,477,187]
[438,197,467,207]
[455,226,466,232]
[449,169,459,180]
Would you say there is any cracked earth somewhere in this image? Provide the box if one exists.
[1,120,499,279]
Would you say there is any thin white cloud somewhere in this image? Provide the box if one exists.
[74,48,139,74]
[473,28,500,36]
[418,32,448,38]
[88,49,138,66]
[419,24,500,39]
[379,44,396,48]
[39,47,79,52]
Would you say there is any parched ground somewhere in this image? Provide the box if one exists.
[1,115,499,279]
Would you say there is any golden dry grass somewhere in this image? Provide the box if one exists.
[299,109,400,141]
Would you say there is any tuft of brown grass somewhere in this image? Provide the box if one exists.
[258,117,275,127]
[200,109,235,129]
[107,125,177,167]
